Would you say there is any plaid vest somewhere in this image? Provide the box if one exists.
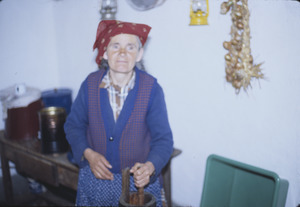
[86,69,155,172]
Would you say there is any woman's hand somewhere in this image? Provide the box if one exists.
[130,161,155,188]
[84,148,114,180]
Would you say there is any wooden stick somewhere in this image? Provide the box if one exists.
[138,187,144,205]
[121,167,130,203]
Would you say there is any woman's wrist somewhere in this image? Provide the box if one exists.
[83,148,94,161]
[145,161,155,176]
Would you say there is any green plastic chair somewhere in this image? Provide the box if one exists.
[200,154,289,207]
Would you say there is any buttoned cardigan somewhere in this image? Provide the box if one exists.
[64,67,173,181]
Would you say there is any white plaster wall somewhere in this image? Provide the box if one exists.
[0,0,59,93]
[0,0,299,206]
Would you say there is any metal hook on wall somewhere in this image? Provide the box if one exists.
[100,0,117,20]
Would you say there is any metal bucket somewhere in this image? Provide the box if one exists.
[38,107,69,154]
[5,99,43,140]
[41,88,72,115]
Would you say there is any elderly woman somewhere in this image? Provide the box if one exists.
[64,20,173,206]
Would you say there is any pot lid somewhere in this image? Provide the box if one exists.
[0,83,41,109]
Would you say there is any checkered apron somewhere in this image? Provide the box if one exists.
[76,165,162,206]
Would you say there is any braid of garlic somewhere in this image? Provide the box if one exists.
[221,0,264,93]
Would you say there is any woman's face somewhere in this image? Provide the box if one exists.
[103,34,143,74]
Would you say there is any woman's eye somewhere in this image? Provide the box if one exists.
[127,45,136,51]
[111,44,120,50]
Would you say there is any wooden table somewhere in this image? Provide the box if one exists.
[0,130,181,206]
[0,130,78,205]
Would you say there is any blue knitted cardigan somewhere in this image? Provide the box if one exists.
[64,67,173,181]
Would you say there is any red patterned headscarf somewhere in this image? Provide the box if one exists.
[93,20,151,65]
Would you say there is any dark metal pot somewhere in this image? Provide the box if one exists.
[38,107,69,154]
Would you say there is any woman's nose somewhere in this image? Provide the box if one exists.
[119,48,126,55]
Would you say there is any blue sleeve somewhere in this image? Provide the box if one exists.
[146,82,174,181]
[64,79,90,168]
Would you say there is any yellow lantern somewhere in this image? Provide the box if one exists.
[190,0,209,25]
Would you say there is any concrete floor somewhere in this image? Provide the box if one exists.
[0,173,44,206]
[0,170,76,206]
